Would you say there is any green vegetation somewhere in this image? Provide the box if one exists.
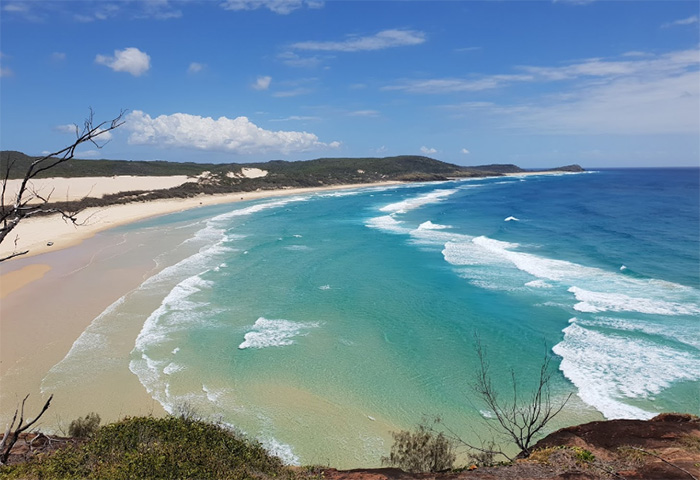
[68,413,101,438]
[0,416,299,480]
[381,424,456,473]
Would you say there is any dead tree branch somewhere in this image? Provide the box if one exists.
[0,394,53,465]
[0,109,125,262]
[471,335,572,458]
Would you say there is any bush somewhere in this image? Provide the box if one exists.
[0,416,296,480]
[382,424,456,473]
[68,412,101,438]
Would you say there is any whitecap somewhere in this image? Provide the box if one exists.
[417,221,452,230]
[553,321,700,420]
[365,215,411,234]
[504,216,519,222]
[379,189,459,215]
[525,280,552,289]
[238,317,319,350]
[319,285,331,290]
[261,437,301,466]
[569,286,700,316]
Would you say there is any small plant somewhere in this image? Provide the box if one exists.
[467,439,498,467]
[382,424,456,473]
[68,412,101,438]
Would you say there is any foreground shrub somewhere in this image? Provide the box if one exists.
[68,412,101,438]
[382,424,456,473]
[0,416,295,480]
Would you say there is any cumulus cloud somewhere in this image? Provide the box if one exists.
[420,146,437,155]
[96,47,151,76]
[125,110,340,155]
[662,15,698,28]
[292,29,426,52]
[461,148,470,154]
[188,62,205,74]
[220,0,321,14]
[252,75,272,90]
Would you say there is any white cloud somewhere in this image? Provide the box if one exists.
[662,15,698,28]
[388,48,699,96]
[277,51,325,68]
[188,62,205,74]
[444,49,700,136]
[51,52,66,61]
[252,75,272,90]
[348,110,380,117]
[125,110,340,155]
[3,3,28,12]
[385,74,533,94]
[0,67,13,78]
[269,115,321,122]
[420,146,437,155]
[461,148,470,155]
[220,0,319,14]
[95,47,151,76]
[292,29,426,52]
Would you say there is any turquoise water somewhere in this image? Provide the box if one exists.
[45,169,700,466]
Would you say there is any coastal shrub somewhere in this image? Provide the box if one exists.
[381,424,456,473]
[0,416,296,480]
[68,412,101,438]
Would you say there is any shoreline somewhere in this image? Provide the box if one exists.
[0,181,404,269]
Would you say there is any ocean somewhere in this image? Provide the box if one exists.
[41,168,700,467]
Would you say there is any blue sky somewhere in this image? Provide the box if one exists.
[1,0,698,167]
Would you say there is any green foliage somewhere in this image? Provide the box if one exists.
[68,412,101,438]
[381,424,456,473]
[528,445,595,467]
[0,416,296,480]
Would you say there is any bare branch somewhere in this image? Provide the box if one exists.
[470,334,571,458]
[0,394,53,464]
[0,110,126,261]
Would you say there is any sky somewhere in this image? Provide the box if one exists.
[0,0,698,168]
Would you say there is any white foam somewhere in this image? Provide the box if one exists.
[261,437,301,466]
[569,286,700,316]
[238,317,319,350]
[504,216,519,222]
[365,215,411,234]
[525,280,552,289]
[379,189,459,215]
[163,362,184,375]
[417,221,452,230]
[620,265,627,271]
[319,285,331,290]
[553,321,700,420]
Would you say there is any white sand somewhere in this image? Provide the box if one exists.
[3,175,192,204]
